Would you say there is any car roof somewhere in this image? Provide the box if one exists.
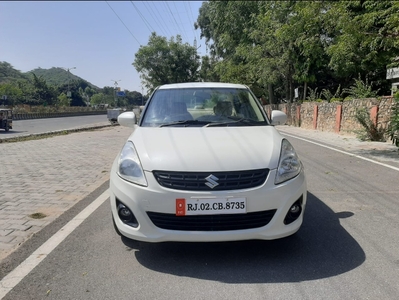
[157,82,249,90]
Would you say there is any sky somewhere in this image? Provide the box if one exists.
[0,1,207,94]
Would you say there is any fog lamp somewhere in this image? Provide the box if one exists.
[284,197,303,225]
[118,203,133,222]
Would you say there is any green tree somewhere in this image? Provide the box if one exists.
[195,0,399,101]
[91,92,114,107]
[90,93,105,106]
[0,82,24,106]
[199,55,220,82]
[57,92,70,107]
[30,73,57,106]
[133,32,200,92]
[125,90,144,106]
[325,1,399,94]
[388,92,399,149]
[0,61,28,83]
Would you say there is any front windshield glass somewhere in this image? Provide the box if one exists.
[141,87,269,127]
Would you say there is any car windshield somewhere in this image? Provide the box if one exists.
[140,87,269,127]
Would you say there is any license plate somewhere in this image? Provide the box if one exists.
[176,198,246,216]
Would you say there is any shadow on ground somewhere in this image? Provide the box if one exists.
[0,130,27,135]
[122,192,365,283]
[353,148,399,162]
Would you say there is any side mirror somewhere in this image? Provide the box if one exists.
[270,110,287,125]
[118,111,137,128]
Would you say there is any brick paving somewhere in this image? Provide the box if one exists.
[0,125,133,261]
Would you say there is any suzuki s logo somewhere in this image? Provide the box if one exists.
[205,174,219,189]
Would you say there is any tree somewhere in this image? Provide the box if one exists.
[195,0,399,101]
[0,82,24,106]
[91,92,114,107]
[196,1,297,102]
[125,90,144,106]
[30,73,57,106]
[90,93,105,106]
[0,61,28,84]
[57,93,70,107]
[199,55,220,82]
[325,1,399,95]
[133,32,200,92]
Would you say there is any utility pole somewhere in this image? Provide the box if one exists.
[194,38,201,57]
[111,80,121,108]
[62,67,76,105]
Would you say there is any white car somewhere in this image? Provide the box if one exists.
[110,82,306,242]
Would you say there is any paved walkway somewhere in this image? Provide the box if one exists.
[0,124,397,262]
[0,124,133,261]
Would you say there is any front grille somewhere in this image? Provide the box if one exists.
[147,210,276,231]
[152,169,269,191]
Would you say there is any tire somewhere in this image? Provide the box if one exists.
[5,122,9,132]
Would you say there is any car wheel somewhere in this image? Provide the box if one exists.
[5,123,9,132]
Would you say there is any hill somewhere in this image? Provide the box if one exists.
[0,61,29,83]
[29,67,100,89]
[0,62,99,90]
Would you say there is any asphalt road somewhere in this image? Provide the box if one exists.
[0,115,110,140]
[1,127,398,299]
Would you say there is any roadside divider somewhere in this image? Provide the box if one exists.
[12,110,107,120]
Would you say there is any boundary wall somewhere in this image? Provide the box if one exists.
[264,96,394,135]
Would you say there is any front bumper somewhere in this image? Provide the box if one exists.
[110,161,307,242]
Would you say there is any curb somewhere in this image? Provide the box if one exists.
[0,124,114,143]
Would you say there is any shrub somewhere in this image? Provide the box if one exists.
[306,87,320,101]
[330,98,343,102]
[343,75,379,99]
[387,93,399,149]
[354,108,385,141]
[321,85,342,102]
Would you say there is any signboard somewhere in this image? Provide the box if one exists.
[116,91,126,97]
[386,67,399,79]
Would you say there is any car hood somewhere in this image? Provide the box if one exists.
[129,126,283,172]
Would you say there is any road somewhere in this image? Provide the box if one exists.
[0,115,110,140]
[1,124,399,299]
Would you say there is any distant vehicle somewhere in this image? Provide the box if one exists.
[107,108,123,125]
[110,82,307,243]
[0,108,12,131]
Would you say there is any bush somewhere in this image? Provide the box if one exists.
[343,75,379,99]
[354,108,385,141]
[321,85,342,102]
[387,93,399,149]
[306,87,320,101]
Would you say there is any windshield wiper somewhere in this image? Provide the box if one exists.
[204,118,263,127]
[159,120,210,127]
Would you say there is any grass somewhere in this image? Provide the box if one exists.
[29,212,47,219]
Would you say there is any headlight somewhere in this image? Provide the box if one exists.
[117,141,147,186]
[275,139,302,184]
